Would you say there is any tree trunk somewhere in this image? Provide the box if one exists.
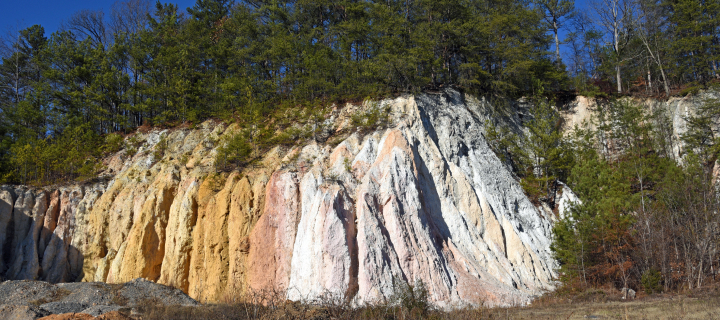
[616,64,622,94]
[613,1,622,93]
[659,63,670,97]
[554,20,561,62]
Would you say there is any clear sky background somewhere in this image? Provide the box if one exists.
[0,0,198,36]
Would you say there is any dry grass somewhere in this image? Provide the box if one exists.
[138,302,500,320]
[136,287,720,320]
[507,295,720,320]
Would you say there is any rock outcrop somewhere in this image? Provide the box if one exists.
[0,90,566,307]
[561,91,720,159]
[0,278,197,319]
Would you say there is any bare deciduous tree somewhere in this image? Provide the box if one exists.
[633,0,670,97]
[592,0,635,93]
[536,0,576,63]
[110,0,152,36]
[62,9,108,46]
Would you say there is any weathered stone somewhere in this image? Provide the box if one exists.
[247,171,300,295]
[187,173,236,302]
[0,187,15,273]
[621,287,636,300]
[39,301,88,314]
[79,305,126,317]
[7,190,48,280]
[158,177,200,293]
[0,90,610,307]
[226,171,269,297]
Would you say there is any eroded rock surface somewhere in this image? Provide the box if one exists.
[1,90,563,307]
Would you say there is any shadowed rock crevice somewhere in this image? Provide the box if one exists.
[1,186,88,283]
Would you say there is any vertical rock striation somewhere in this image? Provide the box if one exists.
[0,90,591,307]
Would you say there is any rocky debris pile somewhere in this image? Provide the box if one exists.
[0,278,197,319]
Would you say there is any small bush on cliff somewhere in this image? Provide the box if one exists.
[486,99,573,207]
[101,133,124,155]
[216,132,253,170]
[351,103,391,133]
[153,136,168,162]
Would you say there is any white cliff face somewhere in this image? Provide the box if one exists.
[280,91,557,307]
[0,90,560,307]
[556,183,580,221]
[562,91,720,160]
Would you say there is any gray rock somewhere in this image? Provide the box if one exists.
[54,282,114,306]
[80,305,128,317]
[116,278,199,307]
[0,280,59,306]
[0,279,198,316]
[39,301,88,314]
[621,287,636,299]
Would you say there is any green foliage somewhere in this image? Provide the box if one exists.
[678,84,703,97]
[343,158,352,173]
[351,103,391,133]
[521,100,574,203]
[153,135,168,162]
[682,95,720,166]
[490,99,574,204]
[206,173,226,192]
[485,120,521,168]
[551,97,720,293]
[124,135,141,158]
[216,131,252,170]
[0,0,565,185]
[6,125,102,185]
[102,133,124,155]
[641,269,663,294]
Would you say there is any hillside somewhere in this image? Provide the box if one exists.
[0,90,573,308]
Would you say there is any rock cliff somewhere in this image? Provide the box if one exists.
[0,90,565,308]
[561,91,720,159]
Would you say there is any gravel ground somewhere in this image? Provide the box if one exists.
[0,278,198,319]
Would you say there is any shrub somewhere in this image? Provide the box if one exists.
[351,103,391,132]
[641,269,663,294]
[153,136,168,162]
[216,132,252,170]
[101,133,124,155]
[124,136,142,158]
[389,278,432,318]
[678,83,702,96]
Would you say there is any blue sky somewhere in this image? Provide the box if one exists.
[2,0,592,35]
[0,0,198,36]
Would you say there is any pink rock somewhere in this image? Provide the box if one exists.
[247,171,300,294]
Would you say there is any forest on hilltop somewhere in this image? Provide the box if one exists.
[1,0,718,185]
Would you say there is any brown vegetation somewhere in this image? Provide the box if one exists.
[133,288,720,320]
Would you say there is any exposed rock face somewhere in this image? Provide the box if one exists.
[1,90,563,307]
[561,91,720,159]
